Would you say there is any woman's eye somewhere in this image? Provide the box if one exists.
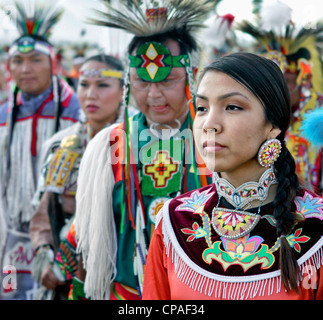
[226,105,242,111]
[79,82,88,87]
[98,83,109,88]
[196,106,207,113]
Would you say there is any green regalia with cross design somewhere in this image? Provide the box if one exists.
[73,0,219,300]
[141,139,183,197]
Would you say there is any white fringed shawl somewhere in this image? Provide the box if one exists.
[74,124,118,300]
[0,118,73,227]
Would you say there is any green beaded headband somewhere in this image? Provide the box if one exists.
[129,41,190,82]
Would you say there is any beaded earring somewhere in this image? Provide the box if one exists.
[257,138,282,167]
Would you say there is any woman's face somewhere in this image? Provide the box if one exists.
[193,70,281,183]
[129,39,188,127]
[77,60,123,132]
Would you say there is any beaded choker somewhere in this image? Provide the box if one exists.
[213,167,277,210]
[212,168,278,239]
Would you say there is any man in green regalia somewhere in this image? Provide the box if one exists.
[72,0,217,300]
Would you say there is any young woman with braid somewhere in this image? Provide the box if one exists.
[143,52,323,300]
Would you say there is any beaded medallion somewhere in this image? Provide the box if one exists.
[211,207,261,239]
[257,139,281,167]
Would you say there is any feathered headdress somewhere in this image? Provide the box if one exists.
[7,1,63,57]
[77,0,216,300]
[201,13,235,50]
[14,1,63,40]
[237,0,323,92]
[87,0,217,37]
[87,0,219,118]
[237,1,323,194]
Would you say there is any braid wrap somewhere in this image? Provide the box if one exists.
[273,143,301,292]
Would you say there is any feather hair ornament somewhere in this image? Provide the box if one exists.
[260,0,292,34]
[201,13,235,50]
[301,108,323,147]
[87,0,219,37]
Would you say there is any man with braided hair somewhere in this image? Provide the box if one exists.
[0,2,80,300]
[72,0,218,300]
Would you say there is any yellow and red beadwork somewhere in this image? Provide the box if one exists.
[258,139,282,167]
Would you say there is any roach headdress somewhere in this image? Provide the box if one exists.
[8,1,63,61]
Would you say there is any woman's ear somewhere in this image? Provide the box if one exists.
[268,125,282,140]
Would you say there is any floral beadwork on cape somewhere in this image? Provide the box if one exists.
[176,188,214,247]
[287,228,310,253]
[267,227,312,254]
[178,188,317,273]
[181,222,208,242]
[176,188,215,213]
[294,191,323,220]
[177,188,275,272]
[202,235,275,272]
[164,186,323,299]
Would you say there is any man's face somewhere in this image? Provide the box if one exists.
[284,71,300,109]
[129,39,188,127]
[9,51,52,95]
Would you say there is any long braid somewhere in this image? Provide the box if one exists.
[53,75,62,133]
[201,52,304,293]
[4,85,20,195]
[273,142,300,292]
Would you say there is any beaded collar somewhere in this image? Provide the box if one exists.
[213,167,278,210]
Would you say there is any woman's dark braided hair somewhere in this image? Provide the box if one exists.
[199,52,301,292]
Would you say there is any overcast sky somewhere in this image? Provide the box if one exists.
[1,0,322,55]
